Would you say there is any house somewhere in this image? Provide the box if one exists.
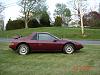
[68,20,80,27]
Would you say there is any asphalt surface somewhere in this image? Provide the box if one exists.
[0,38,11,42]
[75,40,100,45]
[0,38,100,45]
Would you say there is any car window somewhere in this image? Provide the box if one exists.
[38,33,57,41]
[32,34,37,40]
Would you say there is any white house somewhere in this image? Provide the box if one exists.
[68,20,80,27]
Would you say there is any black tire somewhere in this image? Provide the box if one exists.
[17,44,29,55]
[63,44,75,54]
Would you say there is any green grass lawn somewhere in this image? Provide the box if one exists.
[0,27,100,40]
[0,43,100,75]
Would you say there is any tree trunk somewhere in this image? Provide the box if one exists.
[24,11,28,28]
[78,0,84,35]
[25,20,28,28]
[80,7,84,35]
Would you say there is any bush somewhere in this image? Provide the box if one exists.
[54,16,62,26]
[28,19,40,28]
[94,19,100,27]
[6,20,25,30]
[6,19,41,30]
[40,12,50,27]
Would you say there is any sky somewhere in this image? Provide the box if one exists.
[0,0,100,26]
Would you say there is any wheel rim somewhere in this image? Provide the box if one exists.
[65,45,74,54]
[19,45,28,55]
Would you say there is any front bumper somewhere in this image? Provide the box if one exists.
[73,41,84,50]
[9,42,18,50]
[75,44,83,50]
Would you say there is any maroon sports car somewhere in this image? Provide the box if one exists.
[9,32,83,55]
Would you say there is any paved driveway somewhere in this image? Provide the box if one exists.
[0,38,11,42]
[75,40,100,45]
[0,38,100,45]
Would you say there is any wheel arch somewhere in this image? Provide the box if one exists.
[16,42,31,50]
[63,42,76,50]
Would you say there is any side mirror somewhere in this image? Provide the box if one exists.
[53,39,58,42]
[13,35,22,39]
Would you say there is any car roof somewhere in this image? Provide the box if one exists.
[32,32,49,34]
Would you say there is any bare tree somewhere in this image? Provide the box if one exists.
[69,0,87,35]
[0,2,5,13]
[54,3,71,26]
[31,0,48,23]
[75,0,87,35]
[19,0,47,28]
[0,2,5,31]
[99,3,100,13]
[19,0,39,28]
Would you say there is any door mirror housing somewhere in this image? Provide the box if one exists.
[53,39,58,42]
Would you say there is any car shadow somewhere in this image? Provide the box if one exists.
[30,51,62,54]
[29,50,85,55]
[74,50,85,54]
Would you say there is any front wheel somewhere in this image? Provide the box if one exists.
[17,44,29,55]
[63,44,75,54]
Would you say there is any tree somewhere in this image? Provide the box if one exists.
[0,17,4,31]
[71,0,87,35]
[0,2,5,31]
[40,12,50,27]
[0,2,5,13]
[28,19,40,28]
[54,3,71,26]
[31,0,48,20]
[54,16,62,27]
[99,3,100,13]
[19,0,46,28]
[83,11,100,28]
[19,0,47,28]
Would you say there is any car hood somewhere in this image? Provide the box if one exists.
[59,39,82,45]
[11,36,30,42]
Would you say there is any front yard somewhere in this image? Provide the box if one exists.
[0,27,100,40]
[0,43,100,75]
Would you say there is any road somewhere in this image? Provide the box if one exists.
[75,40,100,45]
[0,38,11,42]
[0,38,100,45]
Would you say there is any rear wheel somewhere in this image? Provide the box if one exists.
[17,44,29,55]
[63,44,75,54]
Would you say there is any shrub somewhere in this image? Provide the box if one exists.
[6,20,25,30]
[28,19,40,28]
[40,12,50,27]
[54,16,62,26]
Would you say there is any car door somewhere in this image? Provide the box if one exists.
[37,33,61,51]
[29,33,40,50]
